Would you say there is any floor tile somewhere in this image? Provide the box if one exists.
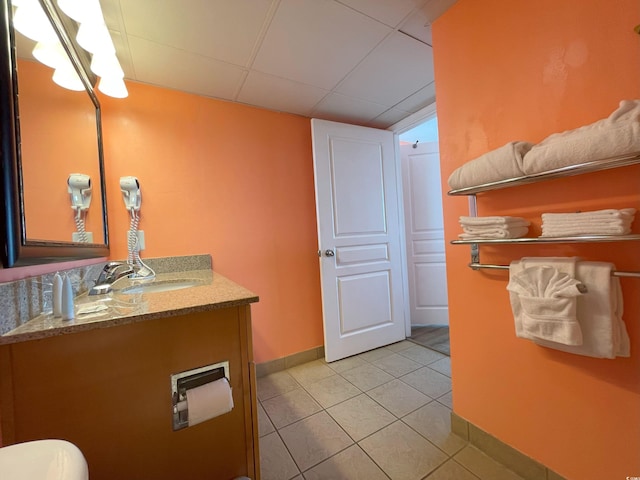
[454,445,526,480]
[399,344,447,365]
[359,421,449,480]
[340,363,394,391]
[437,391,454,409]
[426,459,481,479]
[278,411,353,472]
[403,402,466,455]
[401,366,452,399]
[386,340,415,352]
[257,370,301,401]
[261,388,322,429]
[303,373,361,408]
[429,357,452,377]
[257,401,275,437]
[324,355,368,374]
[358,346,395,362]
[367,378,431,417]
[327,393,396,442]
[303,444,388,480]
[259,432,300,480]
[287,360,336,386]
[372,352,422,377]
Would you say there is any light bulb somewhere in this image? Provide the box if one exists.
[32,40,67,69]
[57,0,102,23]
[13,4,58,43]
[90,52,124,78]
[52,63,84,91]
[76,21,115,55]
[98,76,128,98]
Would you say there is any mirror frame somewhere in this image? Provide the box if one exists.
[0,0,109,267]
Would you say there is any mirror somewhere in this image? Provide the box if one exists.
[0,0,109,267]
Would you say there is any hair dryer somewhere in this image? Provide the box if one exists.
[67,173,92,211]
[120,176,141,212]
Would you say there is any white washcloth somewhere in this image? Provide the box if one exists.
[509,259,630,358]
[459,216,531,227]
[448,141,533,190]
[523,100,640,175]
[458,226,529,239]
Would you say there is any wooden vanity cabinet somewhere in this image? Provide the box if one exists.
[0,305,260,480]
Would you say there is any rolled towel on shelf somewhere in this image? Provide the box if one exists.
[523,99,640,175]
[448,141,533,190]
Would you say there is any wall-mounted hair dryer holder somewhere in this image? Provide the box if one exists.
[170,361,230,431]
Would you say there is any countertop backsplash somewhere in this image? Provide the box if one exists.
[0,254,213,335]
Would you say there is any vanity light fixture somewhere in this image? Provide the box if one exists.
[12,0,128,98]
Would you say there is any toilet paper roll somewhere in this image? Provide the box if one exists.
[186,377,234,426]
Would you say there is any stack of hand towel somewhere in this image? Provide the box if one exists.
[459,216,530,239]
[540,208,636,237]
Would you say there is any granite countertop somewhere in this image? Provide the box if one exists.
[0,270,259,345]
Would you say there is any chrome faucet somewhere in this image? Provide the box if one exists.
[89,261,136,295]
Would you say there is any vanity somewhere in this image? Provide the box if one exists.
[0,264,260,480]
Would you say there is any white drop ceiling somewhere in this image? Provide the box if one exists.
[98,0,457,128]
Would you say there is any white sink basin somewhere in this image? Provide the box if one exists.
[0,439,88,480]
[117,279,204,295]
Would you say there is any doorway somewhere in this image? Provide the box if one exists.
[395,110,450,355]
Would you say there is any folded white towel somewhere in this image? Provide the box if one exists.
[508,263,583,346]
[458,226,530,239]
[540,224,632,237]
[459,216,531,227]
[523,100,640,175]
[541,208,636,223]
[508,258,630,358]
[448,141,533,190]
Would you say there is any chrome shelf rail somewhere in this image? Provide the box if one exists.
[467,262,640,278]
[448,152,640,196]
[451,234,640,245]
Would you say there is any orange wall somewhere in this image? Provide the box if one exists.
[1,72,324,363]
[433,1,640,479]
[98,83,324,363]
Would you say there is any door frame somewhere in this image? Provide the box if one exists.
[389,102,440,337]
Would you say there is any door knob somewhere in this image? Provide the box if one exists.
[324,249,335,257]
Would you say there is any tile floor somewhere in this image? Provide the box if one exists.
[257,340,526,480]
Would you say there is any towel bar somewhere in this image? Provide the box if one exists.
[468,263,640,278]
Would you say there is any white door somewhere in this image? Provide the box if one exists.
[311,119,406,362]
[400,142,449,326]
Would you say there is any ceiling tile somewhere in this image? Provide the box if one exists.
[422,0,458,23]
[369,108,412,129]
[237,71,328,116]
[115,0,274,66]
[312,92,389,125]
[337,0,425,27]
[252,0,391,90]
[393,81,436,113]
[399,8,433,45]
[128,37,246,100]
[336,31,434,107]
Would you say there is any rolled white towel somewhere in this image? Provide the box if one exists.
[523,100,640,175]
[459,215,531,227]
[448,141,533,190]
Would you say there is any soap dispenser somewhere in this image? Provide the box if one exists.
[61,274,75,321]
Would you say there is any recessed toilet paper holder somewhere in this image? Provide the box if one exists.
[170,361,230,431]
